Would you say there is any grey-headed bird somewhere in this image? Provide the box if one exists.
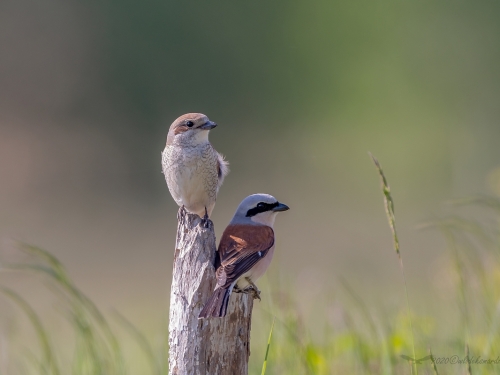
[199,194,289,318]
[161,113,228,221]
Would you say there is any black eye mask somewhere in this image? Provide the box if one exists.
[246,202,279,217]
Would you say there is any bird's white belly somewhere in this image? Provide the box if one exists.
[236,245,275,289]
[162,145,217,217]
[174,167,212,212]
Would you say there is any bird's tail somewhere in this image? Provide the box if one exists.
[199,287,231,318]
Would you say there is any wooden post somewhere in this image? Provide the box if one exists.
[168,212,254,375]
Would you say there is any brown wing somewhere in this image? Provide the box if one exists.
[215,224,274,288]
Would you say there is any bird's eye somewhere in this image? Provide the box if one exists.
[257,202,266,209]
[186,121,194,127]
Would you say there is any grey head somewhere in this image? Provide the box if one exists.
[230,193,289,227]
[166,113,217,146]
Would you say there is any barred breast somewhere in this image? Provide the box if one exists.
[161,143,219,217]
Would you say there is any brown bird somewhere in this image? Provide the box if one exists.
[199,194,289,318]
[161,113,228,221]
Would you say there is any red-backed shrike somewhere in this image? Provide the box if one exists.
[161,113,228,221]
[199,194,289,318]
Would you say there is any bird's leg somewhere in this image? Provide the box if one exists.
[177,205,187,224]
[244,277,261,301]
[237,279,261,300]
[200,206,211,229]
[239,285,254,297]
[233,284,242,294]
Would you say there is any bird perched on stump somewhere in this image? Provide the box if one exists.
[161,113,228,222]
[199,194,289,318]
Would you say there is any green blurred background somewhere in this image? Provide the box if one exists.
[1,0,500,372]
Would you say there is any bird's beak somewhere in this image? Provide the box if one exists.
[272,202,290,212]
[199,121,217,130]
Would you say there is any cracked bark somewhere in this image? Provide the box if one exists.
[168,212,254,375]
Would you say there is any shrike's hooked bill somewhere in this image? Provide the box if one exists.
[199,194,289,318]
[161,113,228,220]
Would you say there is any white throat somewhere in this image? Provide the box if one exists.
[250,212,278,227]
[173,129,210,147]
[192,130,210,146]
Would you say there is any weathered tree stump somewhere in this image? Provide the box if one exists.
[168,212,254,375]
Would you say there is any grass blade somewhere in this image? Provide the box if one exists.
[6,243,125,374]
[370,153,417,375]
[429,348,439,375]
[1,287,60,375]
[261,317,276,375]
[465,344,472,375]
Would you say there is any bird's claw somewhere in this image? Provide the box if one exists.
[251,288,261,301]
[244,286,261,301]
[233,285,242,294]
[241,278,261,301]
[200,207,211,229]
[177,205,187,224]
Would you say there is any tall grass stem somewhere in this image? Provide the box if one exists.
[370,153,417,375]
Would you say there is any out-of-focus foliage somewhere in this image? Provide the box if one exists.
[4,193,500,374]
[2,1,500,374]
